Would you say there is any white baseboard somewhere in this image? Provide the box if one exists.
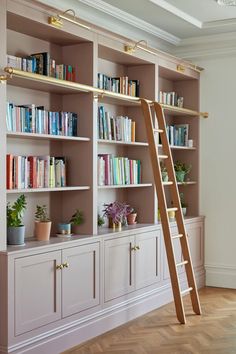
[7,270,205,354]
[205,264,236,289]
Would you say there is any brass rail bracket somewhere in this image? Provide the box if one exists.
[0,67,13,83]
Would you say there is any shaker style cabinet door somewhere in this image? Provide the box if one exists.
[186,222,204,268]
[62,243,100,318]
[135,231,161,290]
[15,251,62,336]
[163,227,184,280]
[104,236,135,302]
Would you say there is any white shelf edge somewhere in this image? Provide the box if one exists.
[158,144,196,151]
[98,139,148,147]
[7,186,90,194]
[7,132,90,142]
[98,183,152,189]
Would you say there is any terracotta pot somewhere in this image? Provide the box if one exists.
[35,221,51,241]
[71,224,82,235]
[127,213,137,225]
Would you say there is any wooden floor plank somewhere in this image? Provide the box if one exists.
[64,287,236,354]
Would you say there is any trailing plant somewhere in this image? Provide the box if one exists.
[70,209,84,226]
[35,205,50,222]
[7,195,27,227]
[97,214,105,227]
[179,193,188,208]
[174,161,191,174]
[103,201,133,224]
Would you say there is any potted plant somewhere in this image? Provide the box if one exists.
[70,209,84,234]
[98,214,105,227]
[103,201,132,230]
[174,161,191,183]
[127,208,137,225]
[7,194,27,245]
[160,161,168,182]
[34,205,51,241]
[180,192,188,216]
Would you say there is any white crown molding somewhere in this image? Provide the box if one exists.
[77,0,180,45]
[147,0,202,28]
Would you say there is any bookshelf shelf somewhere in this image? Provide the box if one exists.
[7,132,90,142]
[158,144,196,151]
[178,181,197,185]
[98,184,152,189]
[161,104,201,117]
[98,139,148,147]
[7,186,90,194]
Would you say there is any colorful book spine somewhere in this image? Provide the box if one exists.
[97,73,140,97]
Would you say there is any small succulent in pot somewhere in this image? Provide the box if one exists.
[160,161,168,182]
[70,209,84,234]
[98,214,105,227]
[127,207,137,225]
[7,194,27,245]
[34,205,51,241]
[174,161,191,183]
[180,192,188,216]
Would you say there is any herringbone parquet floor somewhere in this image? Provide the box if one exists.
[65,287,236,354]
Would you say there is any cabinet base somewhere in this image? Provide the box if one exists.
[4,269,205,354]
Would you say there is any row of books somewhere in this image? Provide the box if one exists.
[98,154,141,186]
[98,106,136,142]
[164,124,189,147]
[159,91,184,107]
[6,155,66,190]
[6,102,78,136]
[7,53,76,81]
[97,73,140,97]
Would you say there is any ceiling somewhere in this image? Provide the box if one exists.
[101,0,236,39]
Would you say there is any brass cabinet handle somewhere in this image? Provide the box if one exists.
[56,264,63,270]
[62,262,69,268]
[131,246,140,251]
[136,245,140,250]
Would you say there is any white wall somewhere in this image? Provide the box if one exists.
[197,55,236,288]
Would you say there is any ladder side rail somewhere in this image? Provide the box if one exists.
[153,102,201,316]
[140,99,186,324]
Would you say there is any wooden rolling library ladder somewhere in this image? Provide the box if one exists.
[141,99,202,324]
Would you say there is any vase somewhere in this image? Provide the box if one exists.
[161,171,168,182]
[34,221,51,241]
[7,225,25,245]
[175,171,185,183]
[108,218,122,230]
[182,207,187,217]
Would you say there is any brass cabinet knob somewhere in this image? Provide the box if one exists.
[136,245,140,250]
[62,262,69,268]
[131,246,136,251]
[56,264,63,270]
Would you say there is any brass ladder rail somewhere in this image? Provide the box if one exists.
[140,99,201,324]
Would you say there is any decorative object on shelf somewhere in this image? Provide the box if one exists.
[188,139,194,148]
[174,161,192,183]
[57,223,72,237]
[7,194,27,245]
[177,97,184,108]
[34,205,52,241]
[70,209,84,234]
[180,192,188,216]
[168,209,176,222]
[127,208,137,225]
[160,161,168,182]
[97,214,105,227]
[103,201,132,230]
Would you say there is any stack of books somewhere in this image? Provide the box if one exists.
[6,103,78,136]
[163,124,189,146]
[97,154,141,186]
[159,91,183,107]
[97,73,140,97]
[6,155,66,190]
[98,106,135,142]
[7,53,76,81]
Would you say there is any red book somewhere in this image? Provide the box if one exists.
[28,156,37,188]
[6,154,13,189]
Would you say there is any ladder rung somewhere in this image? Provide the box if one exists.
[176,260,188,267]
[163,181,173,186]
[167,207,178,212]
[172,234,183,239]
[181,287,193,296]
[159,155,168,159]
[153,128,164,133]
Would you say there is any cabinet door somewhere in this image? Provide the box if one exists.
[62,242,100,318]
[187,222,204,268]
[104,236,135,302]
[163,227,184,280]
[15,251,61,336]
[135,230,161,290]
